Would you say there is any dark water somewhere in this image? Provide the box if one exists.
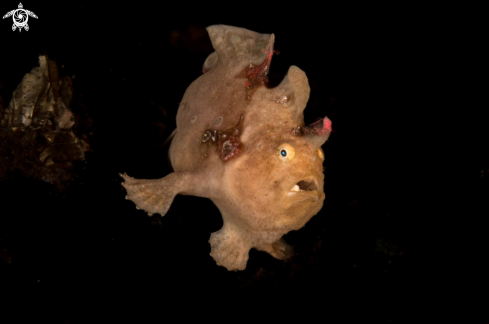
[0,3,487,323]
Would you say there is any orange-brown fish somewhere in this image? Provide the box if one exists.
[121,25,332,271]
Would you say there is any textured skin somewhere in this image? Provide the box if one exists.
[121,25,332,271]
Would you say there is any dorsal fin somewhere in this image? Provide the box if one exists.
[205,25,274,71]
[269,65,311,124]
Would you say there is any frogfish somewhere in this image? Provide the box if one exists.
[121,25,332,271]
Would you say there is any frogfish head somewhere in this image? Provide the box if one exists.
[224,115,332,234]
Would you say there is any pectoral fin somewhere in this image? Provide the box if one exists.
[121,172,186,216]
[209,222,251,271]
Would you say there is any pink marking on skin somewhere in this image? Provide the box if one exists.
[303,117,333,135]
[262,49,280,55]
[321,118,332,134]
[236,42,278,96]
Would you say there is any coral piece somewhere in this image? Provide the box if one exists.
[0,56,86,187]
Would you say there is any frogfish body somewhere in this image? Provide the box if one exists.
[121,25,332,271]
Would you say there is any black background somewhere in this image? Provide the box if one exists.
[0,2,487,323]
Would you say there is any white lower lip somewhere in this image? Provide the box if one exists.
[288,189,319,196]
[286,191,320,201]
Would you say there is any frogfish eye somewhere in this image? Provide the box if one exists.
[277,143,295,161]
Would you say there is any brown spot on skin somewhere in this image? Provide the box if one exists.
[220,138,240,161]
[213,116,223,126]
[201,115,244,162]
